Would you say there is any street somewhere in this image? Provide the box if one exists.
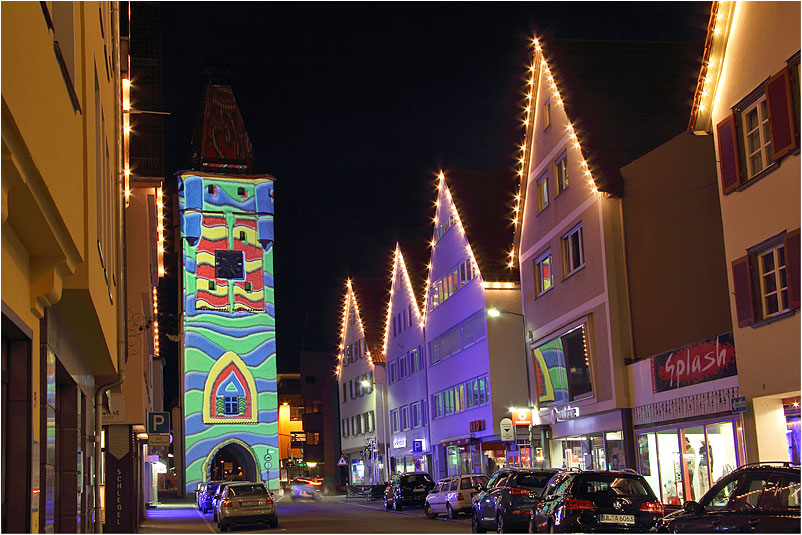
[139,496,472,533]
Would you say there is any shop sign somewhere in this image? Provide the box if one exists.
[511,408,533,426]
[392,436,406,449]
[633,386,739,425]
[552,406,580,422]
[469,419,486,432]
[499,418,514,441]
[651,333,736,393]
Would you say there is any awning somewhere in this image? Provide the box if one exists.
[441,437,474,448]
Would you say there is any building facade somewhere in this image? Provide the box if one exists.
[384,245,432,475]
[694,0,801,463]
[425,173,529,479]
[336,278,389,486]
[178,82,279,492]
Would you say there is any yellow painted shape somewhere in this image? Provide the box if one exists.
[202,351,258,424]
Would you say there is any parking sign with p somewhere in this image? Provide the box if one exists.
[148,412,170,435]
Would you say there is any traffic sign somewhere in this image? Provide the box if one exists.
[149,434,169,447]
[412,439,423,453]
[337,455,348,466]
[147,412,170,434]
[499,418,514,441]
[731,396,748,413]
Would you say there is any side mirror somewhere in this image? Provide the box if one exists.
[684,501,702,514]
[476,484,485,492]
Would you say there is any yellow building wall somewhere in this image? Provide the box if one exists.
[278,404,304,461]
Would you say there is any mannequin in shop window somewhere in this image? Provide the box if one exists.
[698,440,712,495]
[683,437,696,501]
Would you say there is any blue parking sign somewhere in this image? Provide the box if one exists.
[147,412,171,434]
[412,439,423,453]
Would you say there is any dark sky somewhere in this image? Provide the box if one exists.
[157,2,709,382]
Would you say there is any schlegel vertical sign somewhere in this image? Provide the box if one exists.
[104,425,135,533]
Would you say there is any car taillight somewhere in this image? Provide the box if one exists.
[564,497,595,510]
[509,487,530,496]
[640,501,664,514]
[456,492,465,501]
[222,499,232,508]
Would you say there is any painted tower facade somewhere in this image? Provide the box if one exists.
[178,82,279,492]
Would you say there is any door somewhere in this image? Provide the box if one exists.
[671,473,743,532]
[477,471,506,524]
[430,480,446,513]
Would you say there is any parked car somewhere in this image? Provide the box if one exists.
[656,462,801,533]
[384,472,436,511]
[472,468,559,533]
[197,480,223,513]
[530,469,664,533]
[425,474,489,519]
[216,481,277,531]
[212,482,234,521]
[290,477,323,500]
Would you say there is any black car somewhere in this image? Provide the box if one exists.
[472,468,559,533]
[384,472,435,511]
[530,470,664,533]
[657,462,801,533]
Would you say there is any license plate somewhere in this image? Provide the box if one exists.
[241,500,261,507]
[599,514,635,525]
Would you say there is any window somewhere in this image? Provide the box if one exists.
[732,230,800,327]
[537,172,549,212]
[342,383,347,403]
[717,65,798,194]
[432,376,490,419]
[411,402,422,428]
[430,259,475,311]
[730,474,772,510]
[389,362,397,383]
[244,282,252,291]
[400,406,409,430]
[223,396,239,415]
[435,213,456,241]
[562,326,593,400]
[543,98,551,129]
[555,151,568,194]
[429,339,440,365]
[399,357,407,379]
[342,419,350,438]
[239,230,247,242]
[562,224,584,277]
[535,251,553,296]
[409,348,419,374]
[741,96,772,179]
[390,409,399,433]
[307,433,320,446]
[758,244,789,318]
[208,280,216,291]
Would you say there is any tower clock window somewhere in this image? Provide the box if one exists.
[215,250,244,279]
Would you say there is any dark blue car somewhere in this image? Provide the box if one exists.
[472,468,559,533]
[197,480,223,513]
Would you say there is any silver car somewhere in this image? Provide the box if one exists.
[216,481,278,531]
[425,474,489,519]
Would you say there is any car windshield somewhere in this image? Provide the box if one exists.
[229,484,267,497]
[404,474,432,486]
[516,473,554,492]
[574,475,652,498]
[207,483,220,492]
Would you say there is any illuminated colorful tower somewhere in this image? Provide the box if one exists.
[178,78,278,492]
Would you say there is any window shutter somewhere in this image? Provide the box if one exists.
[784,229,801,310]
[716,114,742,194]
[731,255,755,327]
[766,67,797,160]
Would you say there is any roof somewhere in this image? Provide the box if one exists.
[350,276,389,362]
[443,169,519,283]
[189,83,256,173]
[396,240,429,308]
[538,16,708,196]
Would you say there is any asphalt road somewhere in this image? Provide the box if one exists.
[139,496,472,533]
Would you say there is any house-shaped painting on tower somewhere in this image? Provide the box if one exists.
[337,277,388,485]
[178,71,279,492]
[383,244,432,475]
[423,171,529,479]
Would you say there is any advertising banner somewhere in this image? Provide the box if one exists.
[651,333,736,393]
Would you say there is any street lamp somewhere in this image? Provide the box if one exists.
[487,307,537,467]
[361,379,390,485]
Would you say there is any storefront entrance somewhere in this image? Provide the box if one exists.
[636,418,744,504]
[392,455,430,474]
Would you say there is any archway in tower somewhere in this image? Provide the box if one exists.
[208,442,259,482]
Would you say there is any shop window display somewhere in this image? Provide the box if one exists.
[637,419,742,505]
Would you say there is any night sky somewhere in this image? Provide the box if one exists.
[157,2,709,399]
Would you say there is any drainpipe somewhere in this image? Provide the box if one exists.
[94,2,127,532]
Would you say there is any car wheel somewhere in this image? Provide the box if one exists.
[424,502,438,519]
[496,512,505,533]
[447,503,457,519]
[472,511,487,533]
